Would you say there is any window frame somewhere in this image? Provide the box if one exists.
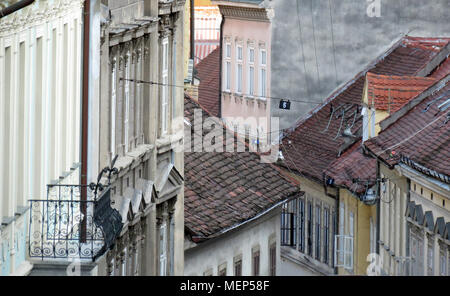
[235,44,243,94]
[259,48,267,98]
[161,37,169,135]
[252,248,260,276]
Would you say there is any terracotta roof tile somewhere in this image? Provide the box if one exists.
[366,73,436,113]
[365,79,450,183]
[280,36,450,183]
[430,56,450,80]
[184,94,303,240]
[196,47,220,117]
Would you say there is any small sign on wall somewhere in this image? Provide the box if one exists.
[279,100,291,110]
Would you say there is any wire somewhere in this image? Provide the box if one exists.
[310,0,322,96]
[120,77,326,105]
[295,0,311,99]
[328,0,339,86]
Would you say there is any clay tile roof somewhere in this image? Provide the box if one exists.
[280,36,449,183]
[430,56,450,81]
[196,47,220,117]
[184,94,303,241]
[324,140,377,194]
[364,79,450,184]
[366,73,436,113]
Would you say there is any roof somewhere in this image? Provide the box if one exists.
[366,73,436,113]
[280,36,450,184]
[364,78,450,184]
[324,141,377,195]
[430,56,450,80]
[196,47,221,117]
[184,94,303,241]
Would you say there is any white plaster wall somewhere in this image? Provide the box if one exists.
[184,210,280,276]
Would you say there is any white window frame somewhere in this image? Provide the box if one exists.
[124,52,130,153]
[161,37,169,135]
[334,235,353,270]
[339,202,345,263]
[259,48,267,98]
[248,47,255,96]
[224,42,231,92]
[159,222,167,276]
[439,245,447,276]
[236,44,243,94]
[427,239,434,275]
[111,57,117,156]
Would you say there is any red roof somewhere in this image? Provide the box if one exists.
[280,36,450,183]
[325,140,377,194]
[184,94,303,240]
[430,56,450,80]
[196,47,220,117]
[364,79,450,183]
[366,73,436,113]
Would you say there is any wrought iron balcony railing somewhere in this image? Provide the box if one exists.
[28,184,123,261]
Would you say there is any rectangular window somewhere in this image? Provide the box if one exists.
[349,211,354,270]
[121,247,127,276]
[236,45,243,93]
[298,199,305,252]
[439,248,446,276]
[427,240,434,276]
[307,202,313,256]
[225,61,231,91]
[281,200,296,247]
[159,222,167,276]
[339,203,345,263]
[252,249,260,276]
[226,43,231,58]
[111,57,117,156]
[161,38,169,135]
[248,48,255,95]
[124,52,130,153]
[234,258,242,276]
[218,265,226,276]
[259,68,266,98]
[323,208,329,264]
[269,243,276,276]
[315,206,321,261]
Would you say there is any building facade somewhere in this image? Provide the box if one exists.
[214,0,272,145]
[94,0,187,276]
[0,0,84,276]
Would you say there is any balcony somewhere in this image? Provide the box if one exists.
[28,184,123,262]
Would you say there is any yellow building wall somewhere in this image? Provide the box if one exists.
[338,189,377,275]
[195,0,214,6]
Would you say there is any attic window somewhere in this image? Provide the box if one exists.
[443,200,446,207]
[421,187,423,195]
[431,193,433,200]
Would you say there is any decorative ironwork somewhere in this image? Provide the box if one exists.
[28,185,104,260]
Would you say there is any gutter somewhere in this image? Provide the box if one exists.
[191,192,301,242]
[0,0,34,18]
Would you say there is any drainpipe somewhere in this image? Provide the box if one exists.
[218,11,224,118]
[0,0,34,18]
[80,0,91,241]
[190,0,194,60]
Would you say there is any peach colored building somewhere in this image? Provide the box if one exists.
[214,0,273,145]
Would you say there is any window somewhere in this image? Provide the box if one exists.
[410,229,424,276]
[315,205,321,261]
[248,48,255,95]
[224,43,231,91]
[370,217,376,254]
[323,208,330,264]
[236,45,243,93]
[218,264,227,276]
[307,201,313,256]
[427,239,434,275]
[161,37,169,135]
[259,49,267,97]
[122,247,127,276]
[159,222,167,276]
[111,57,117,156]
[334,235,353,270]
[298,199,305,252]
[269,243,276,276]
[124,52,130,153]
[349,211,354,270]
[234,257,242,276]
[252,249,260,276]
[439,246,447,276]
[339,203,345,262]
[203,269,213,276]
[281,200,296,246]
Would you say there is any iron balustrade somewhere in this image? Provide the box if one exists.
[28,184,122,261]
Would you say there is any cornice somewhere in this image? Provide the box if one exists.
[218,5,271,22]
